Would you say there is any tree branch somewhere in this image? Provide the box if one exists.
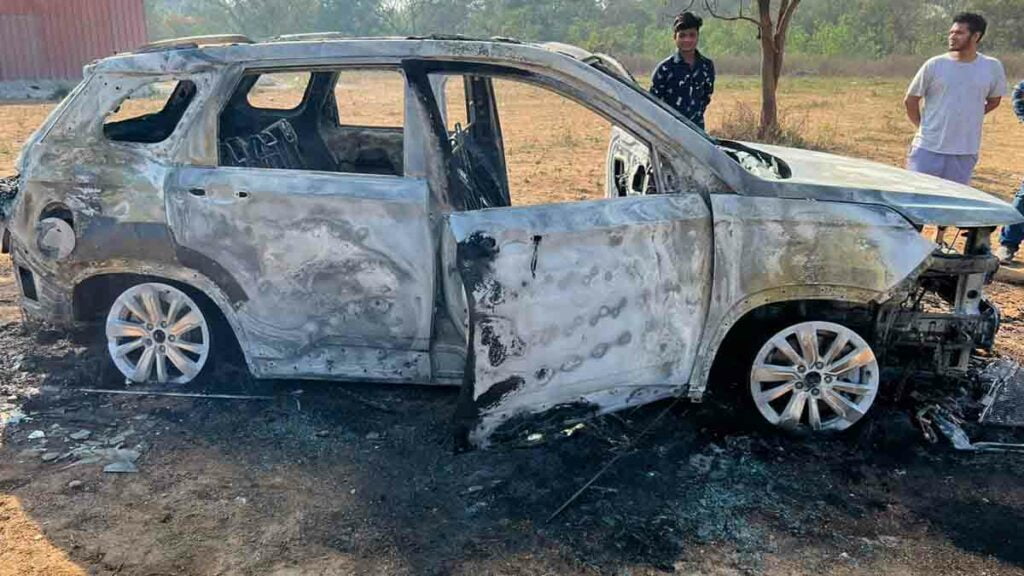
[777,0,802,37]
[777,0,790,26]
[755,0,774,47]
[200,0,247,34]
[702,0,762,29]
[775,0,802,51]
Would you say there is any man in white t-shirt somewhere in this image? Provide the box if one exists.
[904,12,1007,185]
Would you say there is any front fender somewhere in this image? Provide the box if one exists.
[689,195,936,397]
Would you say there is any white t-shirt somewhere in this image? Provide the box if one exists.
[907,53,1008,155]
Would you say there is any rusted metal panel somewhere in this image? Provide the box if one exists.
[0,0,37,14]
[0,14,44,81]
[111,0,148,55]
[85,1,108,71]
[449,194,713,447]
[0,0,147,81]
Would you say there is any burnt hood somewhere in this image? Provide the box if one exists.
[743,143,1022,228]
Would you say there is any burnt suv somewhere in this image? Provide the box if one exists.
[1,35,1020,447]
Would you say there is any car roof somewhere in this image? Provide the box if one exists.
[87,35,607,77]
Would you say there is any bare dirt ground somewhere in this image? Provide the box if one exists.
[2,77,1024,575]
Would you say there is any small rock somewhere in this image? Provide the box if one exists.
[41,452,60,462]
[69,430,91,441]
[349,488,357,495]
[106,428,136,446]
[877,536,900,548]
[365,432,381,440]
[67,480,83,489]
[689,454,714,474]
[27,430,45,440]
[107,434,128,446]
[4,409,27,426]
[107,448,141,463]
[315,430,330,438]
[466,485,484,494]
[49,423,61,431]
[103,461,138,474]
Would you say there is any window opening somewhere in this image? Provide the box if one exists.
[218,69,406,176]
[103,79,197,144]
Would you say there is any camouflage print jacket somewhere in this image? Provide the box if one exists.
[1013,80,1024,123]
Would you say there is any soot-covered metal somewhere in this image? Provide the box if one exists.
[3,36,1022,448]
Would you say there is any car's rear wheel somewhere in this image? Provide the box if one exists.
[105,282,211,385]
[749,320,879,432]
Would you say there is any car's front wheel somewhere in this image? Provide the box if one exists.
[105,282,211,385]
[749,320,879,432]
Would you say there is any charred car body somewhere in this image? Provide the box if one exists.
[1,35,1020,447]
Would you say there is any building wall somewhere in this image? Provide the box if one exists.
[0,0,148,81]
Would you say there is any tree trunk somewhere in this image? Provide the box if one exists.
[758,38,779,138]
[705,0,800,140]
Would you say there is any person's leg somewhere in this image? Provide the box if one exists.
[941,154,978,185]
[998,180,1024,262]
[906,146,946,179]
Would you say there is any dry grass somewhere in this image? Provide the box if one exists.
[0,103,51,176]
[713,101,840,151]
[707,77,1024,201]
[492,79,612,205]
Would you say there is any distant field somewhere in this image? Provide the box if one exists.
[710,76,1023,200]
[2,75,1021,204]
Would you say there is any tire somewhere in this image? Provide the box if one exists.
[104,282,212,385]
[747,320,880,433]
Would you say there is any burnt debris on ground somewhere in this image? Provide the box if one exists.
[3,319,1024,574]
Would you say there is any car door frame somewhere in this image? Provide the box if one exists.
[404,59,717,448]
[165,60,442,383]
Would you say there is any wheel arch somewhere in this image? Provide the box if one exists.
[690,287,885,400]
[70,265,254,372]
